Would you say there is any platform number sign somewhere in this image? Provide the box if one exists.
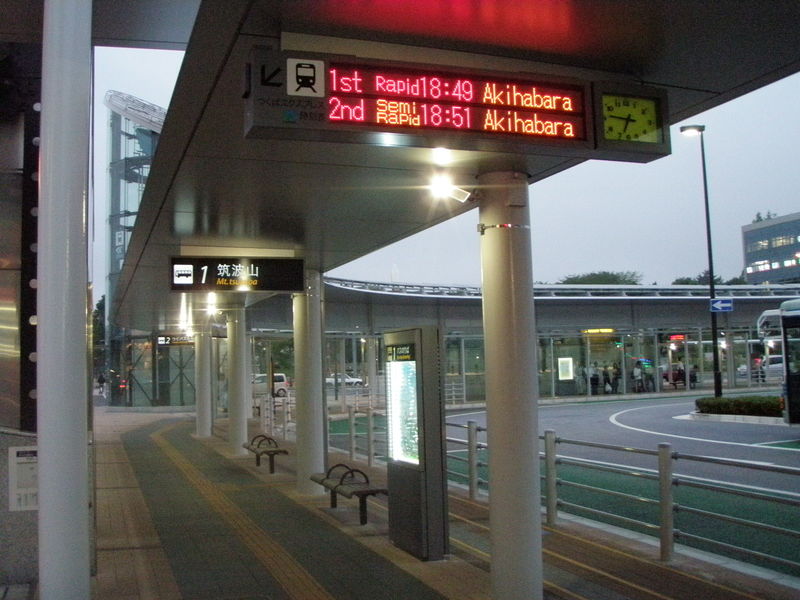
[170,257,303,292]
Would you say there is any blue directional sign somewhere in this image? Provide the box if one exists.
[710,298,733,312]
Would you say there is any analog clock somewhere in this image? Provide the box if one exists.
[602,94,661,143]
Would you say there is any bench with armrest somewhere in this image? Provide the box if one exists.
[310,463,388,525]
[242,434,288,474]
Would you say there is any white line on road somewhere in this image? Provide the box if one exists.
[609,403,799,452]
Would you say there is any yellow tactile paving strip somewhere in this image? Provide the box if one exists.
[93,411,182,599]
[150,422,336,600]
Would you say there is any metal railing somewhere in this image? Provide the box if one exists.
[344,406,387,466]
[443,381,467,404]
[540,430,800,571]
[445,420,488,499]
[265,405,800,574]
[255,392,295,438]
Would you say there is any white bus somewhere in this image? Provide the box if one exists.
[749,309,784,381]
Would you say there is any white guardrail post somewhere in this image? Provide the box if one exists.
[545,430,558,526]
[279,397,287,440]
[366,407,375,467]
[467,420,478,500]
[348,405,357,460]
[658,442,675,561]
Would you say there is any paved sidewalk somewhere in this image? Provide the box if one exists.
[86,407,800,600]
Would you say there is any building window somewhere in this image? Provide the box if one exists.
[746,239,769,252]
[751,260,771,272]
[772,235,797,248]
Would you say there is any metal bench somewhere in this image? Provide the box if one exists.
[242,434,288,474]
[310,463,387,525]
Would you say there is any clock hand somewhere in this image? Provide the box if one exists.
[608,113,636,128]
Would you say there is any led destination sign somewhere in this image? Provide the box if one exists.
[245,47,672,161]
[327,64,586,140]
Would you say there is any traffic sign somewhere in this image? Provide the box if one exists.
[710,298,733,312]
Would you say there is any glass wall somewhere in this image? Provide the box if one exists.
[157,344,195,407]
[110,323,772,410]
[119,335,196,407]
[128,337,154,406]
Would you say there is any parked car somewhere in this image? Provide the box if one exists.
[740,355,785,381]
[325,373,364,386]
[252,372,289,396]
[662,363,686,388]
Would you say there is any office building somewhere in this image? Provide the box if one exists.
[742,211,800,284]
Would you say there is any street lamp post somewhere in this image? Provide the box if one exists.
[680,124,723,397]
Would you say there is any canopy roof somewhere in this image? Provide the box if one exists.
[5,1,799,331]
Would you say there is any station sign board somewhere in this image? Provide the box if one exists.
[245,46,670,162]
[157,334,194,345]
[170,257,303,292]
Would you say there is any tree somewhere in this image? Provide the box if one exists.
[671,276,697,285]
[558,271,642,285]
[92,295,106,375]
[92,295,105,346]
[724,273,747,285]
[752,211,778,223]
[671,269,732,285]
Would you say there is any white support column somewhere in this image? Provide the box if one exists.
[338,338,347,411]
[37,1,92,597]
[478,171,543,600]
[365,337,377,406]
[227,308,248,455]
[294,270,326,495]
[195,324,212,437]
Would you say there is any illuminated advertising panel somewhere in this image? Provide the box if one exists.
[385,342,420,465]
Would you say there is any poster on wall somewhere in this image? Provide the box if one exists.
[8,446,38,511]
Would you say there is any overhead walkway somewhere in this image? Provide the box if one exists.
[86,408,799,600]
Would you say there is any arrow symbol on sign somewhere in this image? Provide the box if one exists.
[260,66,282,87]
[710,299,733,312]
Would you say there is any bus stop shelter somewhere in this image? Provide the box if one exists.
[5,1,800,598]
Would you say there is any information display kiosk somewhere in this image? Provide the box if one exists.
[384,327,449,561]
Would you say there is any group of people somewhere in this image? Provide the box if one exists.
[587,362,622,395]
[576,360,652,394]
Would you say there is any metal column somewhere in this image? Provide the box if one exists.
[365,336,377,407]
[195,324,212,437]
[37,0,91,596]
[227,308,248,455]
[478,171,543,600]
[294,270,326,495]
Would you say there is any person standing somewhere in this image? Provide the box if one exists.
[632,361,643,393]
[589,362,600,395]
[611,363,621,393]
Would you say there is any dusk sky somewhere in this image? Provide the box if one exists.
[92,47,800,296]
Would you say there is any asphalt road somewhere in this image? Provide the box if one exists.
[447,396,800,494]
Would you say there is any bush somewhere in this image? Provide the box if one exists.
[695,395,782,417]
